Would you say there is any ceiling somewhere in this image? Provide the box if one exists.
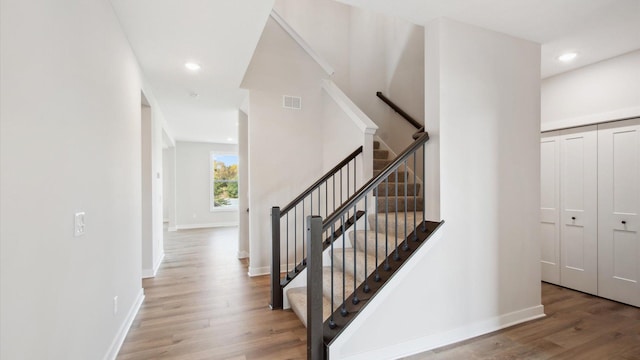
[109,0,275,144]
[109,0,639,144]
[337,0,640,78]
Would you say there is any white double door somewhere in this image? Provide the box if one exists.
[540,118,640,307]
[598,119,640,307]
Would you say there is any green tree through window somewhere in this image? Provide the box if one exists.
[211,154,239,210]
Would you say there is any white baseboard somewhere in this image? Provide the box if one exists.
[142,252,165,279]
[175,222,238,230]
[103,288,145,360]
[237,250,250,259]
[248,266,270,277]
[334,305,545,360]
[163,218,169,223]
[168,226,177,232]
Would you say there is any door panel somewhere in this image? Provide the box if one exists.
[560,126,598,295]
[540,132,560,284]
[598,118,640,307]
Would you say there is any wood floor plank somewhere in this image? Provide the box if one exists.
[117,226,306,360]
[119,227,640,360]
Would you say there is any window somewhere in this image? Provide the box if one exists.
[211,153,239,211]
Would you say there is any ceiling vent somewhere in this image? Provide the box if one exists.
[282,95,302,110]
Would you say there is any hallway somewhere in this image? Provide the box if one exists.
[117,226,306,359]
[118,226,640,360]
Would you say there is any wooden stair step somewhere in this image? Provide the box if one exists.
[376,196,424,213]
[322,267,356,305]
[374,182,421,196]
[373,170,408,181]
[368,211,424,238]
[331,248,378,283]
[286,287,332,328]
[374,158,391,170]
[373,141,380,150]
[348,230,397,258]
[373,149,389,159]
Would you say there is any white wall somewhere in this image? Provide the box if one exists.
[0,0,157,358]
[175,141,239,229]
[541,50,640,131]
[162,146,176,229]
[242,16,329,275]
[275,0,425,155]
[238,111,250,258]
[329,18,543,359]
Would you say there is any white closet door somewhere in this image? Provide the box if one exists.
[559,126,598,295]
[541,132,560,284]
[598,118,640,307]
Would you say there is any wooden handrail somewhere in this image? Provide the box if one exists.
[376,91,423,131]
[322,131,429,230]
[280,146,363,215]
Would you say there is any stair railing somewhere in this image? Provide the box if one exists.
[271,146,364,309]
[376,91,424,139]
[307,131,432,359]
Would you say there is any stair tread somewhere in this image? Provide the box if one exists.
[369,211,424,237]
[331,248,378,282]
[286,287,332,328]
[322,266,355,305]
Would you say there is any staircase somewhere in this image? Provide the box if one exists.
[285,140,432,331]
[270,93,442,359]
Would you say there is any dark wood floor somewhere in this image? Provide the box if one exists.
[405,284,640,359]
[118,226,640,360]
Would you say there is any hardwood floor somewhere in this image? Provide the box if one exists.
[119,226,640,360]
[404,283,640,359]
[117,226,307,360]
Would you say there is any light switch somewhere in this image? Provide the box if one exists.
[74,212,86,237]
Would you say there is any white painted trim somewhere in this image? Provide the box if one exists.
[103,289,145,360]
[327,225,545,359]
[270,10,335,76]
[237,250,250,259]
[175,222,238,230]
[163,218,169,223]
[248,266,270,277]
[168,226,177,232]
[142,252,165,279]
[322,79,379,135]
[541,106,640,132]
[333,305,545,360]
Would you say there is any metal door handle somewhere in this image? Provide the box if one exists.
[571,216,576,220]
[622,220,627,224]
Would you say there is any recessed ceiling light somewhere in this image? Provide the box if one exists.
[185,62,201,71]
[558,52,578,62]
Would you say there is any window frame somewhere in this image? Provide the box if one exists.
[210,151,239,212]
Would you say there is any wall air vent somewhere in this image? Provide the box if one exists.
[282,95,302,110]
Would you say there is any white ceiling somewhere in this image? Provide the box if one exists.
[337,0,640,78]
[109,0,275,144]
[110,0,639,143]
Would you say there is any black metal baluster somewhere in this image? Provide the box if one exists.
[294,206,297,272]
[375,190,381,282]
[384,176,390,271]
[413,151,418,242]
[422,142,427,231]
[329,223,336,329]
[286,213,290,279]
[352,203,359,305]
[333,174,336,213]
[364,196,370,292]
[394,168,400,261]
[302,199,305,267]
[403,160,409,251]
[341,214,348,316]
